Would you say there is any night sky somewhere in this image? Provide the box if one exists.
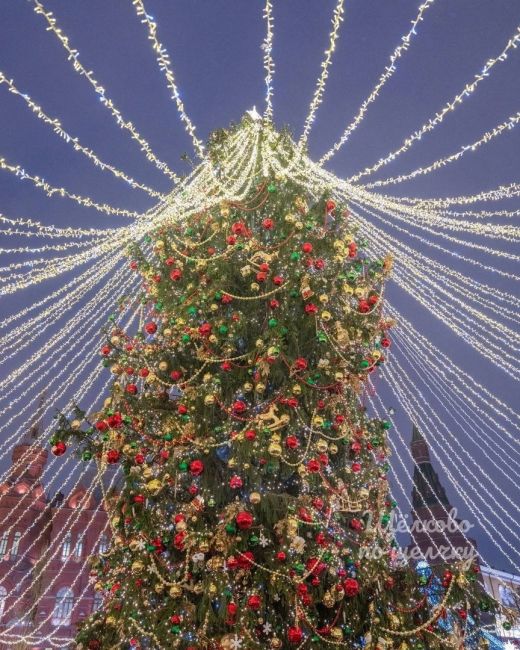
[0,1,519,573]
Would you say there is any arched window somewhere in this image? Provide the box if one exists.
[98,534,109,554]
[52,587,74,626]
[0,532,8,556]
[73,534,83,559]
[10,532,21,558]
[61,532,72,561]
[92,591,103,613]
[0,585,7,621]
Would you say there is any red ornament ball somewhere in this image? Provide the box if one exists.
[189,459,204,476]
[288,627,303,644]
[51,441,66,456]
[343,577,360,597]
[144,322,157,335]
[247,594,261,610]
[302,242,313,254]
[236,511,253,530]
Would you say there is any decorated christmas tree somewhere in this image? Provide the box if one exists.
[52,118,492,649]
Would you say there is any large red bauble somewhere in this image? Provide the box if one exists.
[126,383,138,395]
[106,449,120,464]
[343,577,360,597]
[236,511,253,530]
[302,242,313,254]
[247,594,261,610]
[288,627,303,644]
[51,441,66,456]
[189,459,204,476]
[144,322,157,335]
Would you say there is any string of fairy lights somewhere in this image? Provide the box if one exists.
[0,2,518,646]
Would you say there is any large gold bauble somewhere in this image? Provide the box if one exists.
[131,560,144,573]
[70,419,81,430]
[270,638,283,649]
[251,282,260,292]
[243,382,253,392]
[291,384,302,395]
[158,361,169,371]
[146,479,162,495]
[169,584,182,598]
[249,492,261,504]
[204,394,216,405]
[319,293,329,304]
[323,591,335,608]
[329,443,339,455]
[330,627,343,641]
[268,442,282,457]
[110,335,120,346]
[255,382,266,394]
[315,439,328,453]
[321,310,332,321]
[142,466,153,478]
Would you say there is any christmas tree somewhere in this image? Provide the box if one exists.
[52,118,492,649]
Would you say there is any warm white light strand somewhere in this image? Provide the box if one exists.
[299,0,345,147]
[319,0,437,163]
[365,111,520,188]
[0,71,166,199]
[262,0,275,121]
[348,26,520,182]
[31,0,181,183]
[132,0,205,159]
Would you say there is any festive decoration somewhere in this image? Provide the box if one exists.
[50,120,494,649]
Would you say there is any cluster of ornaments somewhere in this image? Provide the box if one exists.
[52,168,491,648]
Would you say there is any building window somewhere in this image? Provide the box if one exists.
[73,535,83,559]
[10,532,21,558]
[499,584,517,607]
[98,534,109,554]
[61,532,72,561]
[0,585,7,621]
[52,587,74,626]
[92,591,103,613]
[0,532,8,556]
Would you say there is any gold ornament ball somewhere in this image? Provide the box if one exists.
[208,583,218,596]
[155,240,165,249]
[243,382,253,392]
[163,328,172,337]
[251,282,260,292]
[295,221,304,230]
[319,294,329,304]
[70,419,81,431]
[343,284,354,296]
[106,615,116,626]
[158,361,169,371]
[315,439,328,453]
[291,383,302,395]
[250,492,262,504]
[175,520,187,532]
[204,394,216,405]
[355,287,365,298]
[199,541,210,553]
[271,638,283,649]
[321,310,332,321]
[210,303,219,312]
[322,591,335,608]
[329,443,339,455]
[209,334,218,344]
[330,627,343,641]
[256,338,264,348]
[131,560,144,573]
[154,583,165,594]
[268,442,282,457]
[110,335,120,346]
[335,371,344,381]
[255,382,266,394]
[169,584,183,598]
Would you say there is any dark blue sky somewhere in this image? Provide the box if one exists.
[0,1,519,572]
